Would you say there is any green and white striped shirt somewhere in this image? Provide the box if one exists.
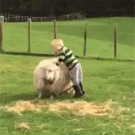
[58,47,78,70]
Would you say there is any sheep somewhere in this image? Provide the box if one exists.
[34,58,74,98]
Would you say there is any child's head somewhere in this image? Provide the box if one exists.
[51,39,64,55]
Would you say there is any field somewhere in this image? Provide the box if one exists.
[0,54,135,135]
[3,17,135,60]
[0,17,135,135]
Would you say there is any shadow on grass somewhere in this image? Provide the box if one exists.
[0,92,37,105]
[0,92,87,105]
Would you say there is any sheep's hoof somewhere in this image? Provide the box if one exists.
[38,92,43,99]
[50,95,54,100]
[68,88,75,97]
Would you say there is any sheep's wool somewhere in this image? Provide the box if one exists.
[34,58,72,98]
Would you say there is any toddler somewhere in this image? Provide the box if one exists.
[51,39,85,97]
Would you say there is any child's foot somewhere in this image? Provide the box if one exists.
[82,91,85,95]
[73,85,81,97]
[74,91,85,98]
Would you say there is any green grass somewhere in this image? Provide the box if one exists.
[3,17,135,60]
[0,54,135,135]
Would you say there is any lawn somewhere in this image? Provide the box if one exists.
[2,17,135,60]
[0,54,135,135]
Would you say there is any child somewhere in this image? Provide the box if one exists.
[51,39,85,97]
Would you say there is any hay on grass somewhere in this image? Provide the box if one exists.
[49,101,111,116]
[15,122,30,130]
[4,100,111,116]
[6,101,42,114]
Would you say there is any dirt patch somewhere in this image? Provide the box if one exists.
[5,100,111,116]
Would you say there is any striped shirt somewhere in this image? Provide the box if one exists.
[58,47,78,70]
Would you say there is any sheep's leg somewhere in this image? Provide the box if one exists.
[37,87,45,98]
[61,87,75,96]
[50,94,54,100]
[61,80,73,93]
[37,88,51,98]
[36,79,51,98]
[61,86,72,93]
[38,90,42,98]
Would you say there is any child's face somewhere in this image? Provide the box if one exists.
[52,44,62,55]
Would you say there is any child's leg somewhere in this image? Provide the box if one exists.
[79,82,85,94]
[69,63,83,97]
[78,64,85,94]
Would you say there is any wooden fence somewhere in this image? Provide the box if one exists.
[0,16,119,60]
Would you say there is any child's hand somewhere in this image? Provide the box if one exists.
[56,61,60,66]
[56,62,59,66]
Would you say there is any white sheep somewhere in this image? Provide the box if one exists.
[34,58,74,98]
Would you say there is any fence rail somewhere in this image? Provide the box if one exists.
[0,13,86,22]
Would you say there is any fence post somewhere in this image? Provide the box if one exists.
[83,22,87,56]
[54,20,57,39]
[114,23,117,59]
[28,18,31,53]
[0,16,4,52]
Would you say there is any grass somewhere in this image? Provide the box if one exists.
[0,54,135,135]
[2,17,135,60]
[0,17,134,134]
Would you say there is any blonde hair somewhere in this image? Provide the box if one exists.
[51,39,64,48]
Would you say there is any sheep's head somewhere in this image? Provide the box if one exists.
[43,65,60,85]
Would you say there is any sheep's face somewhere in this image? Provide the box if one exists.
[44,65,60,84]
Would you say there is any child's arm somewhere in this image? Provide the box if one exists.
[56,53,65,66]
